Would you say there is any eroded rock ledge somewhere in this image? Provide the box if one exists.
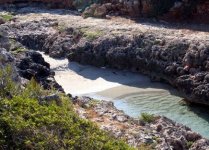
[3,7,209,105]
[0,19,63,91]
[74,96,209,149]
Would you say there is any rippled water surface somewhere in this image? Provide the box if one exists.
[113,91,209,138]
[41,52,209,138]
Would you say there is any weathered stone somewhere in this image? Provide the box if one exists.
[94,5,107,18]
[74,98,209,149]
[186,131,201,142]
[190,139,209,150]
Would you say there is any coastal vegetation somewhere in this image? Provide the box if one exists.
[139,113,156,123]
[0,67,133,150]
[0,13,13,22]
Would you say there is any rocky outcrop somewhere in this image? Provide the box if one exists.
[74,96,209,149]
[16,50,64,91]
[82,0,209,24]
[4,11,209,105]
[0,18,63,91]
[83,0,176,18]
[67,33,209,105]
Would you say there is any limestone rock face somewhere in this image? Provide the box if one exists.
[82,0,209,24]
[82,4,108,18]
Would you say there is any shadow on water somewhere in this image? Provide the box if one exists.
[187,102,209,123]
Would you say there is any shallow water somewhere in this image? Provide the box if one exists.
[41,52,209,138]
[113,91,209,138]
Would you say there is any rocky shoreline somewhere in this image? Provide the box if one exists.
[1,6,209,149]
[73,96,209,149]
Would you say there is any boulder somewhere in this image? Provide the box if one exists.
[94,5,107,18]
[39,94,61,105]
[16,50,63,92]
[186,131,201,142]
[190,139,209,150]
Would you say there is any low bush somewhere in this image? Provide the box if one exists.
[0,66,134,150]
[0,13,13,22]
[139,113,156,123]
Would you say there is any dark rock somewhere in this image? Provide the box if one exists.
[156,124,163,132]
[94,5,107,18]
[204,74,209,83]
[72,96,92,108]
[190,139,209,150]
[16,51,51,80]
[16,50,63,92]
[39,94,61,105]
[170,139,184,150]
[40,94,60,101]
[186,131,201,142]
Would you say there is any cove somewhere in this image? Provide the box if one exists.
[40,52,209,138]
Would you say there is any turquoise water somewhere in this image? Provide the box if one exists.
[113,90,209,138]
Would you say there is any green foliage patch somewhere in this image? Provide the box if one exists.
[139,113,156,123]
[82,29,103,41]
[0,66,133,150]
[0,13,13,22]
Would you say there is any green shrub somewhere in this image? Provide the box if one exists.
[80,28,103,41]
[56,23,67,33]
[139,113,155,123]
[186,141,194,148]
[0,65,20,98]
[0,13,13,22]
[0,67,134,150]
[12,47,26,54]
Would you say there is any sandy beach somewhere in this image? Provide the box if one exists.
[40,52,172,98]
